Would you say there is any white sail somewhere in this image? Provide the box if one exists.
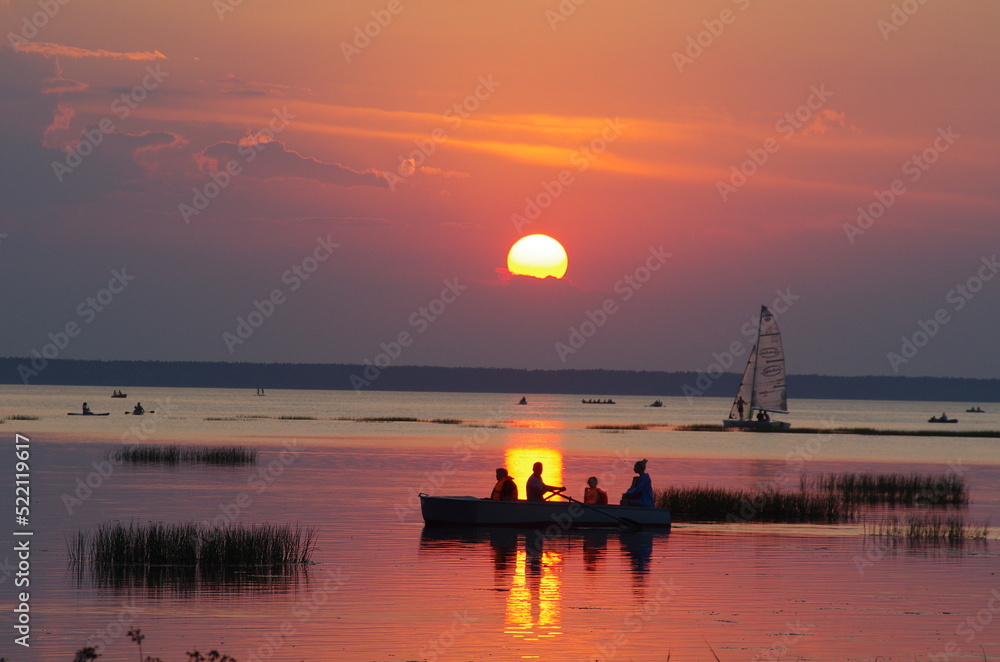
[728,345,755,420]
[752,305,788,413]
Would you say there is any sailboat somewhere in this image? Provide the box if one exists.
[723,305,790,430]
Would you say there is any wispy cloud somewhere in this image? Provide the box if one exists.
[15,42,166,61]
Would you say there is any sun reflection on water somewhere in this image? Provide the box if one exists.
[504,445,564,497]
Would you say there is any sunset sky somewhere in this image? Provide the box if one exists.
[2,0,998,379]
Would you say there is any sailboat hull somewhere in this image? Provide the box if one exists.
[722,419,791,430]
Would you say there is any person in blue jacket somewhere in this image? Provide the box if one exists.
[620,459,654,507]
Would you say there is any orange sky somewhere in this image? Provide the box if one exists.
[2,0,999,377]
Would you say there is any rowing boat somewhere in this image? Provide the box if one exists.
[67,412,110,416]
[419,495,671,529]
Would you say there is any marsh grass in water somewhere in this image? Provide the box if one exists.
[656,486,851,523]
[2,414,40,422]
[587,424,649,430]
[110,445,258,466]
[69,521,317,589]
[867,514,991,545]
[807,471,968,506]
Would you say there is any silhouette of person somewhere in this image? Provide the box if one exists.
[526,462,565,502]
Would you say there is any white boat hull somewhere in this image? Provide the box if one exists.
[419,495,671,529]
[722,419,791,430]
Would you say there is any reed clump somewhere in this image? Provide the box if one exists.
[656,486,850,523]
[2,414,39,421]
[587,424,649,430]
[807,471,968,506]
[110,445,258,466]
[351,416,419,422]
[868,514,990,544]
[69,520,317,575]
[430,418,462,425]
[278,415,316,420]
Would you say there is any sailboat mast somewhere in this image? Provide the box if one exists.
[749,307,763,416]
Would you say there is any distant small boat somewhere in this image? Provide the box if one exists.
[111,392,127,398]
[647,400,664,408]
[966,407,985,413]
[518,397,528,405]
[929,415,958,423]
[724,305,790,431]
[68,412,110,416]
[582,398,616,404]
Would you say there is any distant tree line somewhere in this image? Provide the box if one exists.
[2,357,999,402]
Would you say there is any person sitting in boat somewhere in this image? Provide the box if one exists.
[82,402,92,415]
[490,468,518,501]
[940,412,949,421]
[518,396,527,405]
[620,459,653,508]
[584,476,608,505]
[526,462,565,502]
[756,410,770,422]
[133,402,145,415]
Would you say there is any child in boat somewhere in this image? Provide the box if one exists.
[584,476,608,505]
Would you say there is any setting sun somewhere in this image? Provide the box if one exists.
[507,234,568,279]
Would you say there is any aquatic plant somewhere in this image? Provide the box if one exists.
[587,424,649,430]
[430,418,462,424]
[277,415,316,420]
[807,471,968,506]
[867,514,990,544]
[655,486,850,523]
[2,414,40,421]
[110,445,258,466]
[350,416,420,422]
[69,521,317,582]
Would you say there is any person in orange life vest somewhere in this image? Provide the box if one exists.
[583,476,608,505]
[490,468,518,501]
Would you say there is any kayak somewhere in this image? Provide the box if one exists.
[420,495,671,530]
[67,412,110,416]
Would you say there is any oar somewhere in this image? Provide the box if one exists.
[555,492,642,531]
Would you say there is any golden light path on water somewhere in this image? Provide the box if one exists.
[504,445,564,497]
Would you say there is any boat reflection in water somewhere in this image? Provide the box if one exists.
[419,526,669,642]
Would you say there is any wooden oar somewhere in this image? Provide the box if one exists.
[554,492,642,531]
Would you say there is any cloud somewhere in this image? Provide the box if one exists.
[200,139,390,189]
[14,43,166,61]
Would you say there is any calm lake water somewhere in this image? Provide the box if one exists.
[3,385,1000,661]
